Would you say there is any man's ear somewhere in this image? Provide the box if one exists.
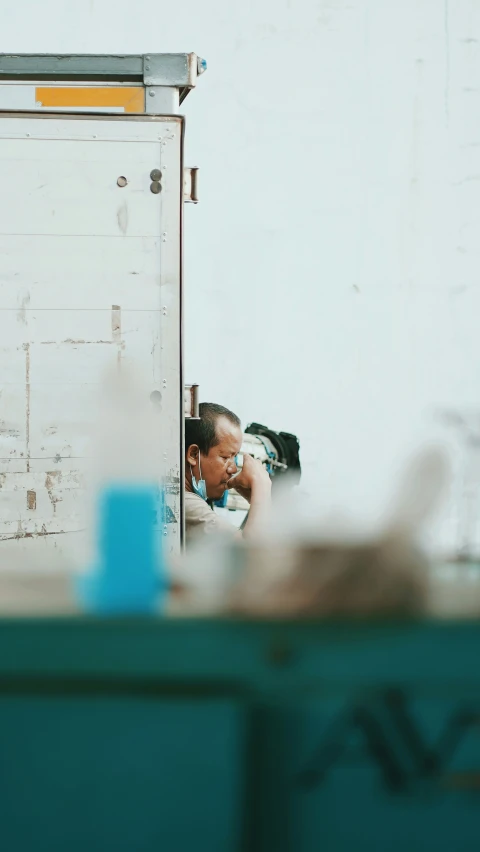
[186,443,200,467]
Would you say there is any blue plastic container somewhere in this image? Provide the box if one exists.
[77,483,165,614]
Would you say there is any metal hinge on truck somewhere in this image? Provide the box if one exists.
[183,168,198,203]
[184,384,199,418]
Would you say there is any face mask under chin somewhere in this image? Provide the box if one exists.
[190,452,207,501]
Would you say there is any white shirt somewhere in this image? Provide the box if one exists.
[184,491,237,545]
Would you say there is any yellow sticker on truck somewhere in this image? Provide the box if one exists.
[35,86,145,113]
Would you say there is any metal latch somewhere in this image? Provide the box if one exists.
[183,168,198,203]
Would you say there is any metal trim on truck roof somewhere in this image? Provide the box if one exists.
[0,53,207,103]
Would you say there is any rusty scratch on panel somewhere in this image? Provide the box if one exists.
[17,292,30,325]
[41,339,114,346]
[112,305,121,341]
[0,421,20,437]
[0,529,67,541]
[24,343,30,472]
[151,332,156,379]
[117,202,129,235]
[112,304,124,370]
[27,490,36,510]
[45,471,62,515]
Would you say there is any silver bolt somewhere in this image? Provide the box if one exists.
[145,65,150,71]
[163,531,168,537]
[145,55,150,60]
[149,90,155,97]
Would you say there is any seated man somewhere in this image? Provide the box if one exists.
[185,402,271,544]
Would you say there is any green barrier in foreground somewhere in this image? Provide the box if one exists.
[0,618,478,852]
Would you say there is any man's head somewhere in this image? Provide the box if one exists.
[185,403,242,500]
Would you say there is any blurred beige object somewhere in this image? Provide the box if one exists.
[0,570,78,615]
[167,533,241,616]
[225,448,449,618]
[228,537,428,618]
[427,562,480,618]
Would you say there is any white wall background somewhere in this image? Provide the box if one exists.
[4,0,480,550]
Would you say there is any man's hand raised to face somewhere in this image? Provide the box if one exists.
[227,453,271,504]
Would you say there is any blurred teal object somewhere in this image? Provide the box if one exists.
[0,619,480,851]
[77,484,164,613]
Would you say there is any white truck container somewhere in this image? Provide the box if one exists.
[0,52,204,567]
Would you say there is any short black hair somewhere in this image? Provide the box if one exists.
[185,402,241,455]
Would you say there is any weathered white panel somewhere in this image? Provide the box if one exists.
[28,383,98,460]
[0,115,176,142]
[0,85,39,111]
[0,383,27,467]
[0,139,162,237]
[22,308,161,357]
[0,112,183,564]
[0,235,163,311]
[0,342,27,383]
